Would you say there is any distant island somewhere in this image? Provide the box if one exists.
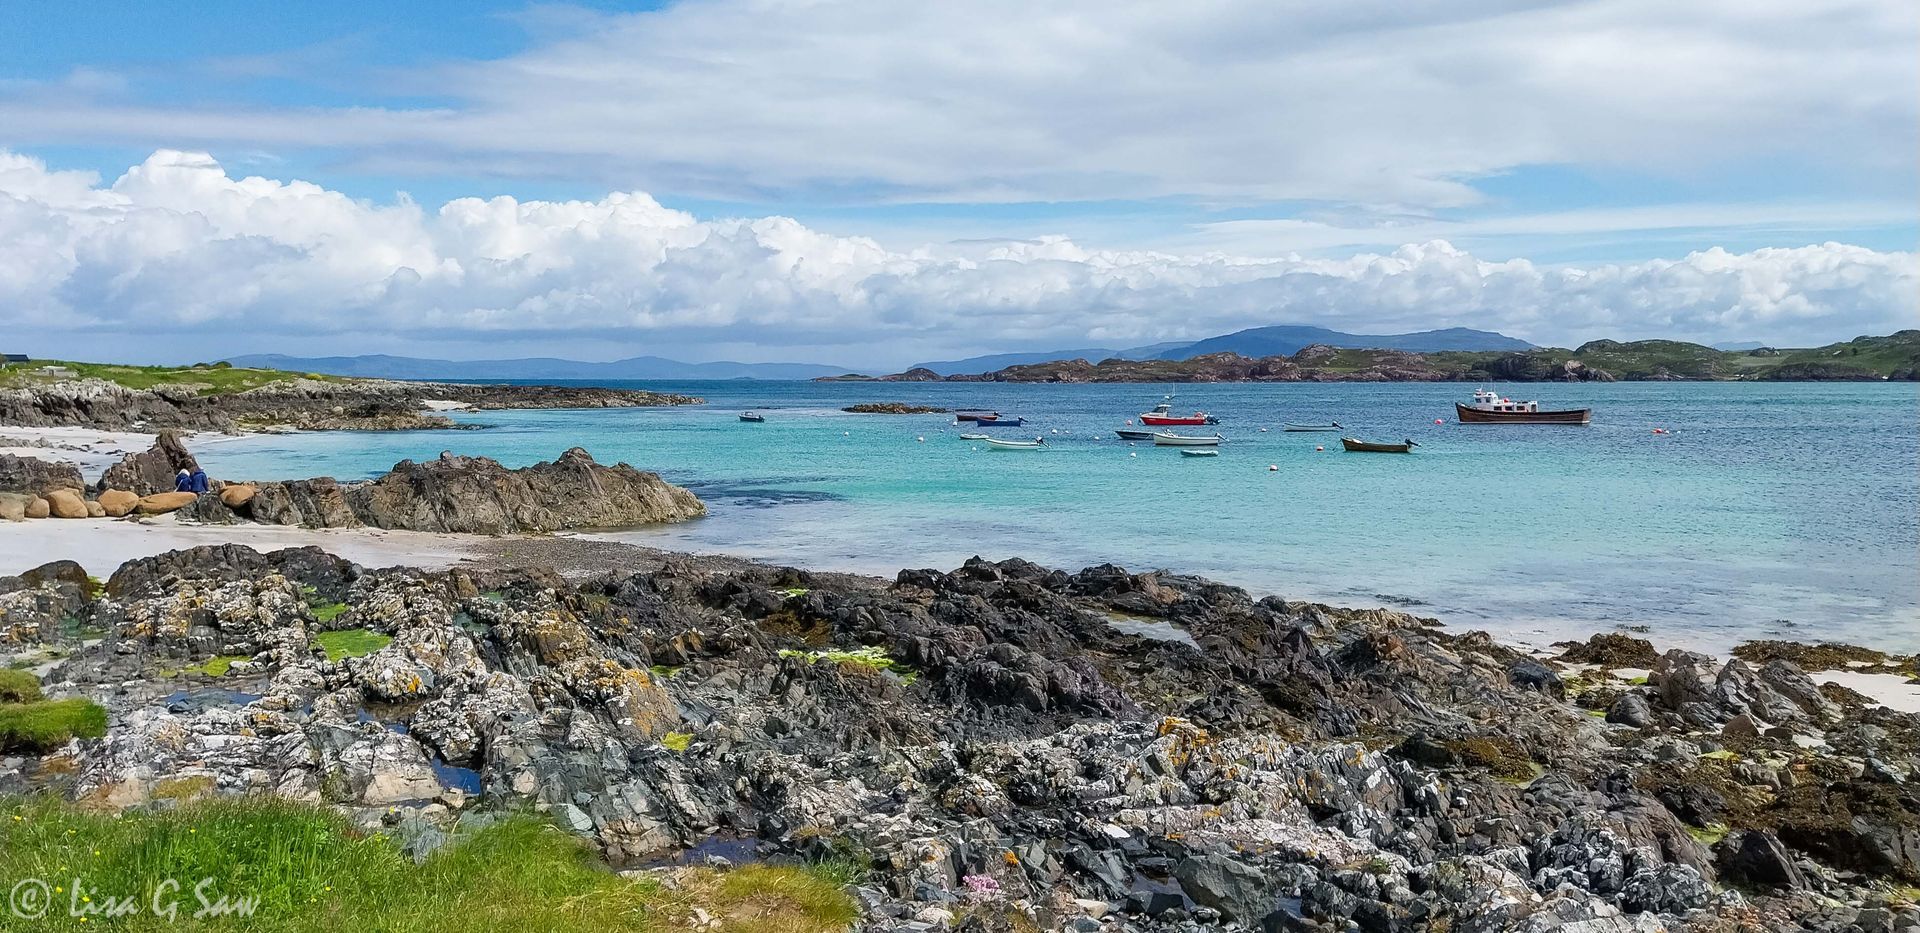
[825,331,1920,383]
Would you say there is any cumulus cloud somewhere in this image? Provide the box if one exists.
[0,0,1913,206]
[0,150,1913,365]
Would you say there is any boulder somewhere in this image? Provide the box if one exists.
[1715,831,1805,891]
[219,484,257,508]
[86,499,104,517]
[0,453,86,497]
[24,497,50,519]
[1175,854,1278,922]
[45,488,88,519]
[0,493,27,522]
[96,489,139,517]
[95,431,200,496]
[135,491,199,515]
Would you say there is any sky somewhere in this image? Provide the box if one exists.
[0,0,1915,369]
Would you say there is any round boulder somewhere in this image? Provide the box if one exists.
[45,488,89,519]
[25,497,51,519]
[135,491,199,515]
[86,499,105,518]
[220,484,258,508]
[97,489,139,517]
[0,493,27,522]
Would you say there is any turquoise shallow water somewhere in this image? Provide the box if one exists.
[197,381,1920,652]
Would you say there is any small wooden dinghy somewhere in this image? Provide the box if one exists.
[954,410,1000,422]
[1114,428,1156,440]
[1341,437,1418,453]
[1152,432,1223,447]
[738,411,766,422]
[1283,422,1341,432]
[984,437,1046,450]
[958,433,991,440]
[1180,448,1219,457]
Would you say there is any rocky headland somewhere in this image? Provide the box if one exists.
[834,331,1920,383]
[0,373,700,433]
[2,545,1915,932]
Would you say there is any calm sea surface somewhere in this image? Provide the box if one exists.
[198,381,1920,652]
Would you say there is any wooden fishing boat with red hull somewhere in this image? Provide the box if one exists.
[1456,389,1591,425]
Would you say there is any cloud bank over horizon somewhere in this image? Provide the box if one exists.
[2,150,1914,368]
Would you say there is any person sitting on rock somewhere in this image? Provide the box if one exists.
[188,468,209,494]
[174,469,193,492]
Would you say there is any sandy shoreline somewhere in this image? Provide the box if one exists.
[0,424,247,479]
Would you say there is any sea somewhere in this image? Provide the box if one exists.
[195,381,1920,653]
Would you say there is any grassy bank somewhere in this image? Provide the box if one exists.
[0,797,858,931]
[0,361,344,396]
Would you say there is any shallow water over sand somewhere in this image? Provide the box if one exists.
[196,380,1919,653]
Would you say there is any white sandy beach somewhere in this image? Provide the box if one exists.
[0,425,246,479]
[0,513,487,578]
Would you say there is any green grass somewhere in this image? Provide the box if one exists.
[0,669,43,704]
[191,656,251,678]
[309,603,349,624]
[0,698,108,753]
[0,361,346,396]
[313,630,391,663]
[0,796,859,931]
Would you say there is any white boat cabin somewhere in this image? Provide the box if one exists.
[1467,388,1542,413]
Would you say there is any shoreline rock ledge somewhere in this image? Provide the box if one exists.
[190,447,705,534]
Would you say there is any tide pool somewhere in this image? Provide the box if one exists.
[196,381,1920,652]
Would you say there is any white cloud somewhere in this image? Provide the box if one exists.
[0,150,1913,366]
[0,0,1913,207]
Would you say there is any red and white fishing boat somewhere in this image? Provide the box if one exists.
[1456,389,1591,425]
[1137,402,1219,426]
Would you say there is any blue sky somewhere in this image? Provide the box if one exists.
[0,0,1914,365]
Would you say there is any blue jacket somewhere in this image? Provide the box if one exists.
[174,473,193,492]
[189,470,210,494]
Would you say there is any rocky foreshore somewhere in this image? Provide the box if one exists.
[2,545,1915,932]
[0,376,701,433]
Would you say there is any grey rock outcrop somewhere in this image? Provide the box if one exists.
[0,453,85,498]
[95,431,200,496]
[202,448,704,534]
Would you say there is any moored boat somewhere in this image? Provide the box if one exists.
[974,416,1027,427]
[1179,448,1219,457]
[1456,389,1591,425]
[954,410,1000,422]
[984,437,1046,450]
[1341,437,1417,453]
[1138,402,1219,426]
[1283,422,1341,432]
[1151,432,1223,447]
[1114,428,1156,440]
[738,411,766,422]
[958,433,991,440]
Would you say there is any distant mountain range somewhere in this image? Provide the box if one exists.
[909,327,1532,375]
[226,354,851,381]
